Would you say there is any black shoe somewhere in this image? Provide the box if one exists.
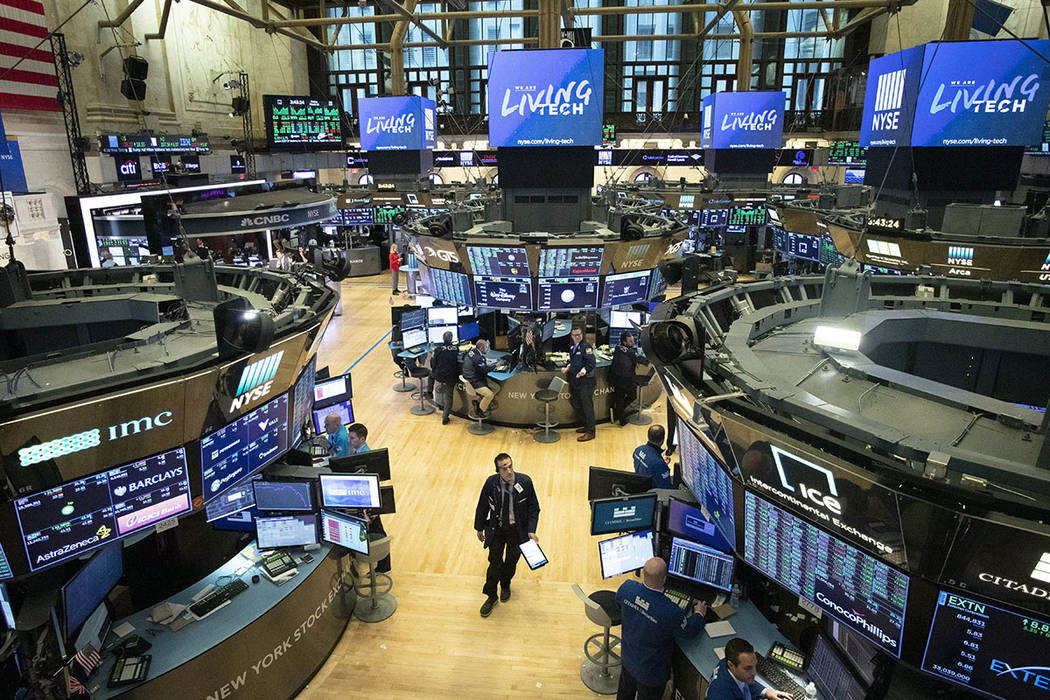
[500,586,511,602]
[392,290,400,295]
[441,416,450,425]
[480,596,497,617]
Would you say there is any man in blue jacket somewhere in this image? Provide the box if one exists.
[616,557,706,699]
[633,424,673,489]
[461,338,506,417]
[706,638,793,700]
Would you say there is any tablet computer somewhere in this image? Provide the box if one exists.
[519,539,548,570]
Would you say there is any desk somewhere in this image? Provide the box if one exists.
[91,542,354,700]
[673,602,825,699]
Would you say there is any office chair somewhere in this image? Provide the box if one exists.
[571,583,622,694]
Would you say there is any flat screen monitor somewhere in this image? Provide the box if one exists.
[62,544,123,641]
[473,277,533,311]
[329,448,392,481]
[401,327,427,349]
[320,473,382,509]
[602,270,650,307]
[809,634,868,700]
[341,207,374,225]
[728,204,766,227]
[429,268,473,307]
[742,492,908,656]
[537,277,599,311]
[828,141,867,166]
[587,466,652,501]
[14,446,192,571]
[150,156,171,174]
[427,306,458,326]
[667,537,735,592]
[667,498,727,552]
[211,507,258,533]
[314,372,352,406]
[677,424,736,550]
[414,294,435,308]
[828,620,879,685]
[466,246,530,277]
[428,325,458,345]
[538,247,604,277]
[0,543,11,582]
[253,481,315,512]
[205,479,257,522]
[319,510,369,555]
[263,95,342,150]
[458,321,480,341]
[379,484,396,515]
[0,583,14,629]
[701,208,729,227]
[255,514,318,549]
[312,400,354,434]
[844,168,866,184]
[648,266,667,300]
[590,494,657,535]
[73,602,110,653]
[599,529,655,579]
[200,393,289,503]
[400,308,426,331]
[609,310,643,330]
[291,356,317,439]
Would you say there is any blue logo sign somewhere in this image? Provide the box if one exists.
[700,91,785,149]
[0,141,27,192]
[487,48,605,148]
[235,350,284,398]
[358,96,437,151]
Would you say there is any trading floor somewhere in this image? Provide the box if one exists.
[300,274,667,699]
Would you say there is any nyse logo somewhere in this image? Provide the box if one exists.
[771,445,842,515]
[948,246,974,266]
[871,68,907,132]
[229,350,284,411]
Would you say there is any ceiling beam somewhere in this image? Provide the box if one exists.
[378,0,448,48]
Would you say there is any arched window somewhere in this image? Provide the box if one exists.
[358,173,374,185]
[782,172,805,185]
[430,172,444,185]
[634,171,655,183]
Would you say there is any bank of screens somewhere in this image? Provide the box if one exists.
[602,270,651,306]
[473,277,533,310]
[255,514,318,549]
[599,529,654,578]
[62,544,123,641]
[808,634,867,700]
[922,591,1050,700]
[677,426,736,550]
[429,268,473,307]
[319,510,369,555]
[14,446,192,571]
[319,473,381,508]
[200,393,289,503]
[742,492,908,656]
[312,400,354,434]
[538,277,599,311]
[401,328,427,349]
[428,325,458,345]
[253,481,314,512]
[205,480,257,522]
[667,537,734,592]
[466,246,530,277]
[330,448,391,481]
[667,498,729,552]
[400,308,426,331]
[538,247,603,277]
[591,494,657,535]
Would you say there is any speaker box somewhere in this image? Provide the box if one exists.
[120,56,148,101]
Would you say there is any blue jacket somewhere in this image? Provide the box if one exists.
[616,579,704,687]
[462,347,500,388]
[326,425,351,457]
[633,442,673,489]
[567,340,597,387]
[705,658,766,700]
[430,342,461,383]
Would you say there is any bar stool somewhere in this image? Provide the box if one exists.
[408,366,434,415]
[460,376,494,436]
[354,536,397,622]
[626,373,654,425]
[571,583,622,694]
[533,376,565,443]
[390,346,413,393]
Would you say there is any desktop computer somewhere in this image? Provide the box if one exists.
[598,529,654,579]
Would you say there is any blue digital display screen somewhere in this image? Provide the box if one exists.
[473,277,533,310]
[859,45,924,148]
[253,481,314,512]
[677,422,735,551]
[487,48,605,148]
[201,394,289,503]
[205,480,257,522]
[601,270,650,307]
[466,246,530,277]
[428,267,473,307]
[63,544,122,640]
[591,495,657,535]
[537,277,599,310]
[701,91,785,149]
[358,95,437,151]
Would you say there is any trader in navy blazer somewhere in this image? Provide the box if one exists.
[616,557,706,700]
[705,638,793,700]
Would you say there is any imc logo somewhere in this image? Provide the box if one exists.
[871,68,907,131]
[771,445,843,514]
[230,350,284,411]
[1032,552,1050,584]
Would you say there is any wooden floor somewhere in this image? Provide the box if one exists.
[297,273,670,699]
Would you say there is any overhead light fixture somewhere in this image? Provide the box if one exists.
[229,96,250,118]
[223,79,242,90]
[813,325,862,351]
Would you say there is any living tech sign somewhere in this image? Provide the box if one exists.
[700,91,785,149]
[357,95,437,151]
[861,39,1050,148]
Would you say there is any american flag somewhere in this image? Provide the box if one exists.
[0,0,59,111]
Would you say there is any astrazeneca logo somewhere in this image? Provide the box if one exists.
[871,68,906,132]
[948,246,974,266]
[230,350,284,411]
[18,411,175,467]
[500,81,593,117]
[240,213,289,228]
[720,109,778,132]
[771,445,842,515]
[929,74,1040,115]
[367,112,416,135]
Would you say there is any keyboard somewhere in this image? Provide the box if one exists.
[263,553,295,578]
[664,587,692,610]
[108,654,151,688]
[189,579,249,619]
[755,653,808,700]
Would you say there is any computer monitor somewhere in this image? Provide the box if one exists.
[667,498,729,552]
[319,510,370,555]
[667,536,735,592]
[0,583,15,629]
[329,448,392,481]
[379,484,396,515]
[314,372,352,405]
[74,602,111,653]
[255,514,318,550]
[211,507,258,532]
[252,480,315,512]
[828,620,879,685]
[402,327,427,349]
[587,466,653,501]
[428,325,458,345]
[458,321,480,341]
[62,544,123,641]
[205,480,257,522]
[601,270,650,307]
[598,529,655,579]
[590,494,658,535]
[319,473,382,508]
[400,307,426,331]
[609,310,643,330]
[312,400,354,434]
[808,634,868,700]
[427,306,459,326]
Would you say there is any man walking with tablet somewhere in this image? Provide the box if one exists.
[474,453,541,617]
